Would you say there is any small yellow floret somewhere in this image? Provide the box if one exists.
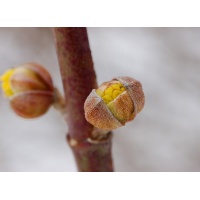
[102,94,113,103]
[0,68,15,97]
[112,90,121,99]
[111,84,121,90]
[120,87,125,92]
[96,82,126,104]
[104,87,113,95]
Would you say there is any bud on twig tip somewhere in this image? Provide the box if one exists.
[0,62,54,118]
[84,76,145,130]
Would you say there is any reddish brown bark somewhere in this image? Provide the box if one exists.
[53,28,114,172]
[53,28,97,141]
[68,133,113,172]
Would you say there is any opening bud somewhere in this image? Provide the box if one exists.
[0,62,54,118]
[84,76,145,130]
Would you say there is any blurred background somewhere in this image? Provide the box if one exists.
[0,27,200,171]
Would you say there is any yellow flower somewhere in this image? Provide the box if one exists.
[0,68,15,97]
[0,62,54,118]
[96,82,125,104]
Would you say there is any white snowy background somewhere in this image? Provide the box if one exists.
[0,27,199,171]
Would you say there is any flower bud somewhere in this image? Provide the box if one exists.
[0,62,54,118]
[84,76,145,130]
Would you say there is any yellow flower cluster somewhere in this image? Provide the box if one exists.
[96,82,125,104]
[0,68,15,97]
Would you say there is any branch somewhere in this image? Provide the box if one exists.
[53,28,114,172]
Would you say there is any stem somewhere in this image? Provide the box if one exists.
[68,133,113,172]
[53,87,67,117]
[53,28,114,172]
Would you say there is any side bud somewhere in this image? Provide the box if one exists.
[84,76,145,130]
[0,62,54,118]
